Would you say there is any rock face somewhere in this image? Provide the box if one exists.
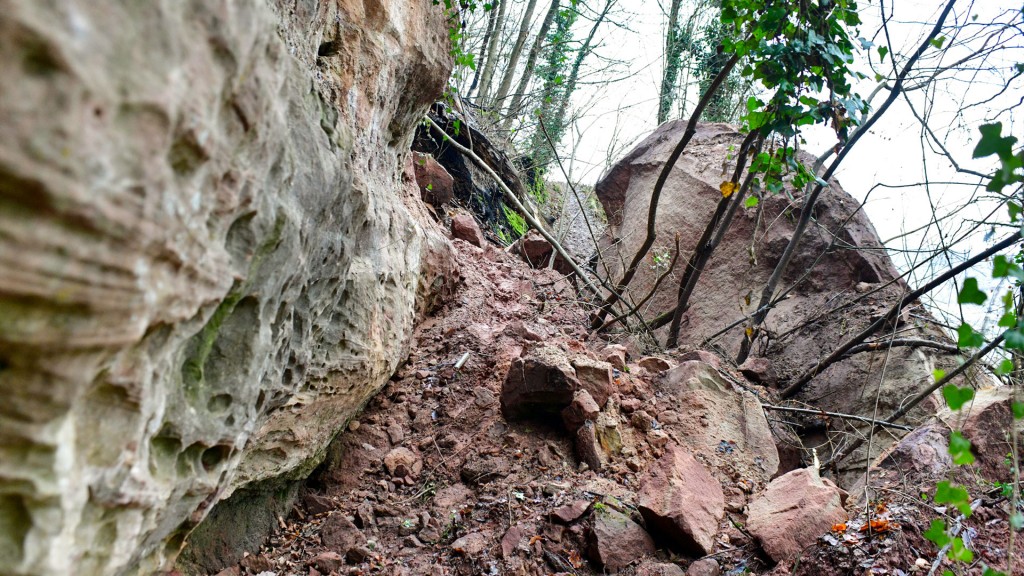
[588,507,656,572]
[595,122,965,485]
[0,1,453,574]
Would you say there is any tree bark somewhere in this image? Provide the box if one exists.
[475,0,510,104]
[657,0,685,123]
[493,0,540,108]
[502,0,560,130]
[468,3,500,96]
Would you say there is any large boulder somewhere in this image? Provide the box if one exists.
[588,507,656,572]
[638,445,724,555]
[0,0,454,574]
[595,122,966,486]
[746,468,848,562]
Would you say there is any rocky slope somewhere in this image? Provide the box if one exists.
[0,1,454,574]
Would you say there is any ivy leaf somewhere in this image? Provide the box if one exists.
[923,519,950,546]
[949,537,973,562]
[942,385,974,411]
[1005,328,1024,350]
[1009,201,1022,222]
[957,278,987,305]
[998,312,1017,328]
[933,369,946,382]
[877,46,889,62]
[974,122,1018,159]
[957,323,984,349]
[948,433,977,467]
[929,36,947,50]
[744,196,759,208]
[993,255,1024,280]
[984,567,1009,576]
[997,359,1015,375]
[1012,401,1024,419]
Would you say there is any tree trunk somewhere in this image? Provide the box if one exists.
[657,0,685,124]
[501,0,560,130]
[475,0,510,104]
[493,0,540,108]
[468,4,500,96]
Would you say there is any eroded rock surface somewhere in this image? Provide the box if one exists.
[0,0,453,573]
[746,468,848,562]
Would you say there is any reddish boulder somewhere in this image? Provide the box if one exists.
[562,389,600,431]
[451,213,485,247]
[320,514,367,556]
[587,507,655,572]
[572,356,614,407]
[939,387,1021,482]
[746,468,848,562]
[383,447,422,480]
[600,344,628,370]
[638,445,724,555]
[738,357,777,387]
[638,356,673,372]
[516,229,554,267]
[413,152,454,205]
[636,561,686,576]
[687,558,721,576]
[501,346,579,419]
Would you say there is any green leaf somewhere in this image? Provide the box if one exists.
[744,196,759,208]
[974,122,1018,159]
[924,519,950,546]
[1012,401,1024,419]
[1012,512,1024,529]
[957,323,984,349]
[877,46,888,62]
[997,359,1015,375]
[942,385,975,411]
[948,537,973,562]
[983,567,1009,576]
[930,36,947,50]
[933,369,946,382]
[958,278,987,305]
[1009,201,1022,222]
[1006,328,1024,350]
[948,433,977,467]
[998,312,1017,328]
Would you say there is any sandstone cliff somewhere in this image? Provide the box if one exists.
[0,1,455,574]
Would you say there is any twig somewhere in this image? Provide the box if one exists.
[761,404,913,431]
[781,232,1020,399]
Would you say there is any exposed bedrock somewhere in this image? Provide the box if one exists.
[595,122,972,486]
[0,1,454,574]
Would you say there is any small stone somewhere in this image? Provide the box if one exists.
[600,344,628,371]
[572,356,615,407]
[635,561,685,576]
[383,447,422,479]
[561,389,600,431]
[347,546,373,563]
[515,230,553,267]
[310,551,344,574]
[576,421,606,471]
[451,214,485,247]
[320,514,367,555]
[550,500,591,524]
[687,558,720,576]
[451,532,488,556]
[587,507,655,571]
[637,356,672,372]
[348,419,360,432]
